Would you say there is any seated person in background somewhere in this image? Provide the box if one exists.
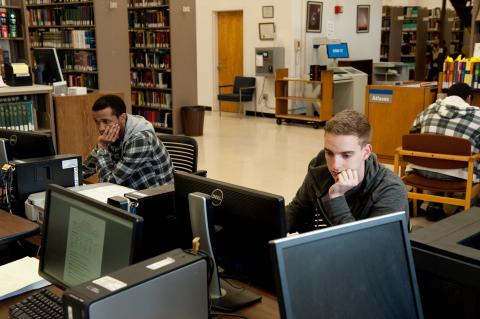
[410,82,480,220]
[83,95,174,189]
[286,109,408,233]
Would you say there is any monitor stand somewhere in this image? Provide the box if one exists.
[188,192,262,312]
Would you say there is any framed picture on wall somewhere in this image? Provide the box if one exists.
[259,22,275,40]
[262,6,274,19]
[306,1,322,33]
[356,5,370,33]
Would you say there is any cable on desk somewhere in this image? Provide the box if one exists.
[210,312,250,319]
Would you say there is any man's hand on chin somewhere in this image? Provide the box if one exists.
[97,124,120,149]
[328,169,360,199]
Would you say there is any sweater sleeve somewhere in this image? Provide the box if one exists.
[285,176,317,233]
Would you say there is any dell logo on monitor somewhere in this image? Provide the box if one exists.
[210,189,223,206]
[9,134,17,146]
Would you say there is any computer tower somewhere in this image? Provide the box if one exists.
[62,249,208,319]
[11,154,82,215]
[124,184,178,260]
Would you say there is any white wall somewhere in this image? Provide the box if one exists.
[196,1,383,114]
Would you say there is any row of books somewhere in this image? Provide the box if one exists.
[128,10,168,28]
[132,90,171,109]
[381,18,390,30]
[26,0,92,4]
[427,19,439,30]
[66,73,97,89]
[128,0,168,8]
[0,96,35,132]
[428,8,441,18]
[134,108,172,129]
[131,70,170,89]
[441,60,480,89]
[402,21,417,30]
[59,51,97,72]
[30,29,96,49]
[130,51,170,69]
[129,30,169,49]
[403,6,419,18]
[28,7,95,27]
[0,9,18,39]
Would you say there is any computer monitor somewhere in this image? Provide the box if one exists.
[39,184,144,289]
[173,171,286,290]
[270,212,423,319]
[33,48,64,85]
[326,42,349,59]
[0,128,55,160]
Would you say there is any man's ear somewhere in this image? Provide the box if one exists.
[119,113,127,124]
[362,143,372,160]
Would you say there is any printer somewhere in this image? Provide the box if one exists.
[4,63,33,86]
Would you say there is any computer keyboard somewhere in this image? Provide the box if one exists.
[9,289,63,319]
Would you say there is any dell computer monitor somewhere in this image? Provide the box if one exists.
[326,42,349,59]
[174,171,286,290]
[0,128,55,160]
[270,212,423,319]
[33,48,64,85]
[39,184,144,289]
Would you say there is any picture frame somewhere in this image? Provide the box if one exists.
[306,1,322,33]
[356,5,370,33]
[259,22,275,40]
[262,6,274,19]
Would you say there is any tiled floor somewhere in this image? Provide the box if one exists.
[195,111,433,228]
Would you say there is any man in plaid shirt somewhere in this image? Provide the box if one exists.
[83,95,174,190]
[410,83,480,219]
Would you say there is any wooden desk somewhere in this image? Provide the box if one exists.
[0,283,280,319]
[0,210,39,245]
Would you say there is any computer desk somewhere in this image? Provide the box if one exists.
[0,283,280,318]
[0,209,39,245]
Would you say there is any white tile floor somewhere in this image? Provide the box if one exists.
[194,111,433,228]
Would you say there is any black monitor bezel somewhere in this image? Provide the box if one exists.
[0,128,55,160]
[326,42,350,59]
[270,212,423,319]
[33,47,64,84]
[39,184,144,290]
[173,171,287,288]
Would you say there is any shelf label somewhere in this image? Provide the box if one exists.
[369,89,393,104]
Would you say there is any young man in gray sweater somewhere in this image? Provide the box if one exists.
[286,109,409,233]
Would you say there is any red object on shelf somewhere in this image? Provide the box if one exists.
[334,6,343,14]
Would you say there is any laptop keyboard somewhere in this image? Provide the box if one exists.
[9,289,63,319]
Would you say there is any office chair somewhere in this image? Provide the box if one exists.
[217,76,257,116]
[394,133,480,217]
[157,134,207,177]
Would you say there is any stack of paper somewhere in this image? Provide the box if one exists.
[0,257,50,301]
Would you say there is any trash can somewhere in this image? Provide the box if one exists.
[181,106,205,136]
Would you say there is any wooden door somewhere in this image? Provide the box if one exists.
[217,11,243,113]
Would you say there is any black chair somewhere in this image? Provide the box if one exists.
[217,76,256,116]
[157,134,207,177]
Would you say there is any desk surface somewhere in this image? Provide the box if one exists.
[0,210,39,245]
[0,283,280,319]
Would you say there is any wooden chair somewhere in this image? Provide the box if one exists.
[394,134,480,217]
[157,134,207,177]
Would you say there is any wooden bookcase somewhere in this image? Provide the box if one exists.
[0,0,27,67]
[275,68,333,129]
[128,0,172,133]
[25,0,99,90]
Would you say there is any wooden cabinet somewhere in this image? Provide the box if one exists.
[274,68,333,129]
[365,85,434,162]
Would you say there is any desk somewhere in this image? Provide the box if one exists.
[0,210,39,245]
[0,283,280,319]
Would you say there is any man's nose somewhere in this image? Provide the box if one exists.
[332,155,343,171]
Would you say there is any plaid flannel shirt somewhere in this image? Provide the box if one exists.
[83,130,174,190]
[411,96,480,182]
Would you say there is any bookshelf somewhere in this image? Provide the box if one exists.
[128,0,173,133]
[0,0,27,74]
[25,0,98,90]
[379,7,403,63]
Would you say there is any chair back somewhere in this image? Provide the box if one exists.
[402,133,471,169]
[233,76,256,96]
[157,134,198,173]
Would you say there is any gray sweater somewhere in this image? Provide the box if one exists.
[286,150,409,233]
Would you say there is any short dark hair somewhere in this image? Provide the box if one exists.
[447,83,472,101]
[325,109,372,145]
[92,95,126,116]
